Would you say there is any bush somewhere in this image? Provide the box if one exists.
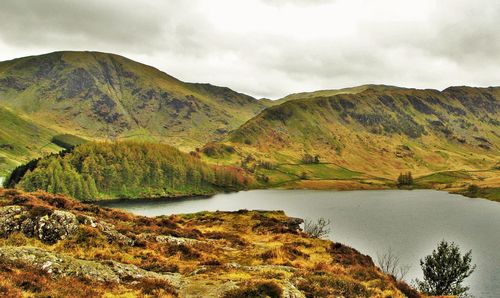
[395,280,421,298]
[223,280,283,298]
[296,273,371,298]
[134,278,178,296]
[303,218,331,238]
[466,184,480,196]
[301,153,320,164]
[376,248,410,281]
[415,240,475,296]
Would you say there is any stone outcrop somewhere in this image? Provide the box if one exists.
[77,214,134,246]
[0,205,132,245]
[37,210,79,243]
[0,246,181,287]
[0,206,78,243]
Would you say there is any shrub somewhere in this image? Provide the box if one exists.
[301,153,320,164]
[296,273,371,298]
[134,278,178,297]
[415,240,475,296]
[223,280,283,298]
[303,218,331,238]
[395,280,421,298]
[376,248,410,281]
[466,184,480,196]
[0,280,22,298]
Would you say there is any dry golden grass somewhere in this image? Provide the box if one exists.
[0,189,414,297]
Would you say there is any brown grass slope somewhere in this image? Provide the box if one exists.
[0,189,416,297]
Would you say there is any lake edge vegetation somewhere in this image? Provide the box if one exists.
[5,142,251,201]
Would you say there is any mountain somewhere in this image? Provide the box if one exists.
[213,85,499,187]
[0,51,270,175]
[0,189,414,297]
[0,51,269,146]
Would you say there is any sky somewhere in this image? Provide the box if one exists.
[0,0,499,99]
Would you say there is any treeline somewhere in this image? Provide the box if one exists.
[14,142,250,201]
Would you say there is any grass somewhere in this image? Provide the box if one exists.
[0,189,410,297]
[0,107,62,176]
[415,171,473,186]
[275,163,362,180]
[51,134,88,149]
[459,187,500,202]
[224,86,500,184]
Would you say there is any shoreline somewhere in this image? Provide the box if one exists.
[86,182,499,205]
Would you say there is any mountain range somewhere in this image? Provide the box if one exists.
[0,51,499,198]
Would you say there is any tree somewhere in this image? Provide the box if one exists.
[377,248,410,281]
[415,240,475,297]
[301,153,320,164]
[407,171,413,185]
[397,171,413,187]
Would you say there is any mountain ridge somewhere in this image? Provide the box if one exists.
[1,51,499,196]
[212,85,499,190]
[0,51,271,174]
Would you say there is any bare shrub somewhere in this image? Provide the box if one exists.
[376,248,411,281]
[303,218,331,238]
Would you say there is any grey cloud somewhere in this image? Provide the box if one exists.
[0,0,499,99]
[0,0,172,53]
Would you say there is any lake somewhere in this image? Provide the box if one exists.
[100,189,500,298]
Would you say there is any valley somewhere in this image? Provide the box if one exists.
[1,51,499,202]
[2,1,499,297]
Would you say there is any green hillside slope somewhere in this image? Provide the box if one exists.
[212,86,499,186]
[0,107,63,176]
[0,51,269,151]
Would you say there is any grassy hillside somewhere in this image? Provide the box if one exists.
[275,84,390,103]
[8,142,250,201]
[0,107,64,177]
[0,51,269,153]
[0,189,415,297]
[415,169,500,201]
[207,86,499,192]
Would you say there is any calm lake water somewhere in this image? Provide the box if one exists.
[100,189,500,298]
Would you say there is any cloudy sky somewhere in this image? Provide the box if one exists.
[0,0,499,99]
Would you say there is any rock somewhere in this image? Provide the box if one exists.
[137,233,201,246]
[37,210,79,243]
[78,215,134,246]
[282,281,306,298]
[286,217,304,231]
[155,235,200,245]
[0,205,134,246]
[0,205,30,237]
[224,263,297,273]
[0,246,181,287]
[0,206,79,244]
